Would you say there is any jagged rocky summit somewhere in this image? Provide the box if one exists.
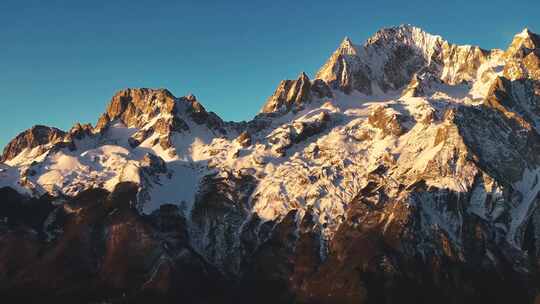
[2,24,540,303]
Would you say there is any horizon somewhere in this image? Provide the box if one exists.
[1,0,539,150]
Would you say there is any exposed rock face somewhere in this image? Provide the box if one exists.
[182,94,222,128]
[504,29,540,80]
[0,184,229,303]
[316,25,493,95]
[485,76,540,130]
[267,111,331,155]
[141,153,167,174]
[504,28,540,60]
[235,131,252,147]
[316,37,373,94]
[95,88,178,130]
[438,42,491,85]
[401,72,442,97]
[367,105,409,136]
[95,88,226,154]
[66,123,93,141]
[96,89,224,137]
[261,72,332,114]
[5,25,540,304]
[1,125,65,162]
[190,171,257,275]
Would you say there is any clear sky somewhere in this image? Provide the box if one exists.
[1,0,538,149]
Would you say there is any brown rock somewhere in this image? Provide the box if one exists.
[128,127,155,148]
[261,72,330,114]
[368,106,408,136]
[181,94,225,131]
[504,28,540,60]
[1,125,66,162]
[439,42,490,84]
[140,153,167,174]
[96,88,177,130]
[316,37,373,95]
[236,131,252,147]
[67,123,93,141]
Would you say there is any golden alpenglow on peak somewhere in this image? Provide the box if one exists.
[3,21,540,304]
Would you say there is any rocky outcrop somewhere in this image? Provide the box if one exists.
[316,25,493,95]
[261,73,332,114]
[268,111,331,155]
[94,89,226,152]
[459,76,540,183]
[190,171,257,275]
[484,76,540,136]
[504,28,540,60]
[438,43,491,85]
[367,105,410,136]
[401,72,443,97]
[315,37,373,94]
[66,123,93,141]
[0,183,229,303]
[181,94,224,130]
[235,131,252,147]
[504,29,540,80]
[140,153,167,174]
[96,89,225,134]
[1,125,66,162]
[95,88,177,130]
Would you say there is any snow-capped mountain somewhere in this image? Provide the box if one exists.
[2,25,540,303]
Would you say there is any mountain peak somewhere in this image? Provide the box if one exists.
[365,24,443,49]
[519,27,530,36]
[1,125,66,163]
[184,93,197,102]
[513,27,540,45]
[95,88,180,131]
[261,71,332,114]
[505,28,540,59]
[342,36,352,44]
[316,24,448,95]
[374,23,420,34]
[112,88,175,101]
[516,27,536,38]
[298,71,310,81]
[337,36,357,55]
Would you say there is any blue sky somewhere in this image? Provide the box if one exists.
[1,0,538,149]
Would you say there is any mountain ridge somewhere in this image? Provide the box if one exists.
[2,24,540,303]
